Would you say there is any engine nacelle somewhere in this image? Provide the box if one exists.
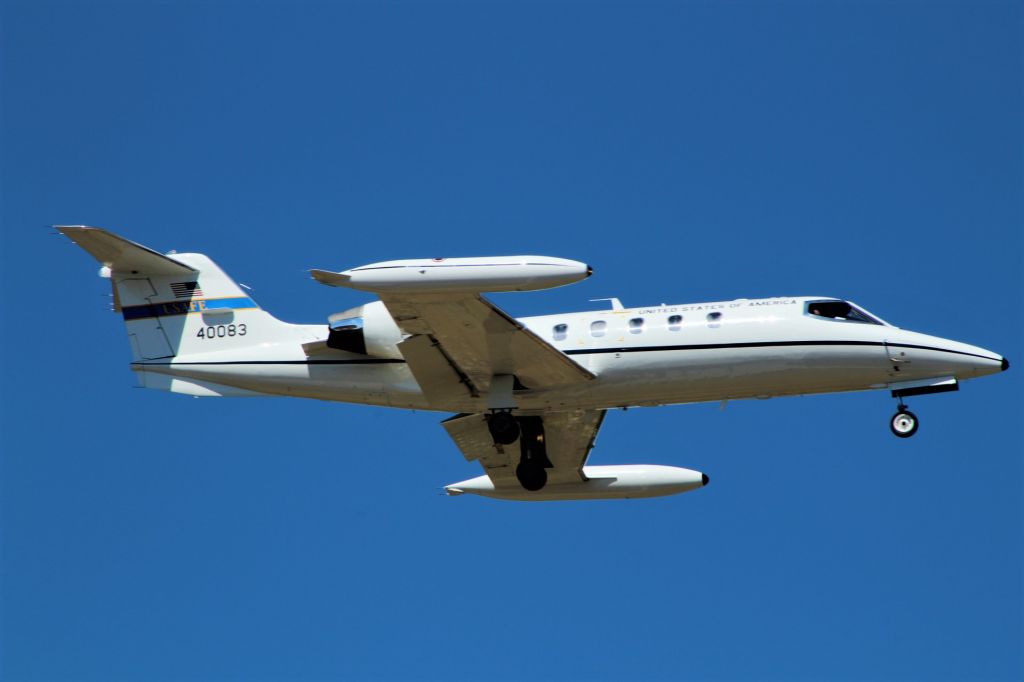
[326,300,404,359]
[445,464,708,501]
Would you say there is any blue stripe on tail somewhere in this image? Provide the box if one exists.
[122,297,258,321]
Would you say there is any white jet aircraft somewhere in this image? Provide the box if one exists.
[59,227,1009,501]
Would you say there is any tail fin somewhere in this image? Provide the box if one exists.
[59,226,301,361]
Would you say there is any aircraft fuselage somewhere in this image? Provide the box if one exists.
[133,295,1006,415]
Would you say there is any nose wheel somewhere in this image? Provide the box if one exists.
[890,405,919,438]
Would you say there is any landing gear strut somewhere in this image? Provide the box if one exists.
[487,410,520,445]
[515,416,551,491]
[890,400,919,439]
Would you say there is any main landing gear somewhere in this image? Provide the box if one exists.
[516,460,547,491]
[890,399,919,439]
[487,412,551,491]
[486,410,520,445]
[515,417,551,491]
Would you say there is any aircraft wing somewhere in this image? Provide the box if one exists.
[311,254,595,407]
[443,410,605,487]
[381,292,594,402]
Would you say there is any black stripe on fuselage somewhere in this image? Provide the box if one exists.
[129,341,999,367]
[563,340,1000,362]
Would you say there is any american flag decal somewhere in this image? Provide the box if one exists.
[170,281,203,298]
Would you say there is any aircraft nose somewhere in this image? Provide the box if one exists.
[893,331,1006,379]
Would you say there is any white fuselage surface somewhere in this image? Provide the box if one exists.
[133,296,1004,414]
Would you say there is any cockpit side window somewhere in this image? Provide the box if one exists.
[806,300,883,325]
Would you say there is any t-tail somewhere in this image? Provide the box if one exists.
[58,226,312,396]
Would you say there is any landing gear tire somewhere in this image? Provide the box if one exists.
[487,411,520,445]
[890,409,919,438]
[516,462,547,491]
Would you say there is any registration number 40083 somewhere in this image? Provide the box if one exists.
[196,323,247,339]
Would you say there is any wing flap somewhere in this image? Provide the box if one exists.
[542,410,606,484]
[398,334,477,405]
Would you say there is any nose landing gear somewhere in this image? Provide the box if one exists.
[890,400,919,439]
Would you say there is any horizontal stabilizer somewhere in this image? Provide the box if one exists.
[57,226,196,276]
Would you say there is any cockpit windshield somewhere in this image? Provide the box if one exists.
[806,300,884,325]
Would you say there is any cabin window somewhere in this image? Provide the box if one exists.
[553,323,568,341]
[590,320,607,338]
[667,314,683,331]
[806,300,883,325]
[707,312,723,328]
[628,318,645,334]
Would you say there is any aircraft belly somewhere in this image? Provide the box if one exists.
[133,358,431,409]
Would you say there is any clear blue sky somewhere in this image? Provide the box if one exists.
[2,2,1021,680]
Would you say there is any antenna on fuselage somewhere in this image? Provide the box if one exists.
[590,297,624,311]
